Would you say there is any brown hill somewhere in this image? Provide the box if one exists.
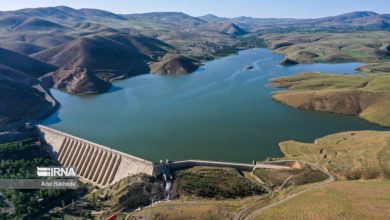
[43,67,111,94]
[0,41,45,55]
[32,33,171,77]
[219,23,247,35]
[0,47,57,78]
[149,55,201,75]
[0,77,56,132]
[125,12,206,27]
[0,65,38,85]
[12,17,69,31]
[0,47,58,132]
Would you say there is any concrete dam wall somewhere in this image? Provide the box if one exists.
[37,125,155,188]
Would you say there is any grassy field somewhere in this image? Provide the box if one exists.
[253,165,328,190]
[279,130,390,180]
[255,180,390,220]
[263,32,390,63]
[128,198,252,220]
[271,72,390,126]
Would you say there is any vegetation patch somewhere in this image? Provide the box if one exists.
[87,174,165,213]
[172,166,267,199]
[253,165,328,190]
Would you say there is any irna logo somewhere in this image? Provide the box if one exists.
[37,167,76,177]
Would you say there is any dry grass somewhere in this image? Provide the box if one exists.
[280,130,390,180]
[256,180,390,220]
[271,72,390,126]
[357,62,390,74]
[263,32,390,63]
[253,166,328,190]
[127,196,264,220]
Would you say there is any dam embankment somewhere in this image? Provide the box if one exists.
[37,125,155,188]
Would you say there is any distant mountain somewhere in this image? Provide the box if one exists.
[198,14,229,23]
[72,21,118,33]
[125,12,206,27]
[318,11,379,22]
[0,6,388,97]
[12,17,68,31]
[219,23,248,35]
[0,6,85,22]
[79,8,127,20]
[286,11,390,31]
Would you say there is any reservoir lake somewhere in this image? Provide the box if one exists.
[43,48,386,162]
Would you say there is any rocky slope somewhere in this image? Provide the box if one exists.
[0,47,58,134]
[149,55,202,75]
[0,47,57,78]
[42,67,111,94]
[0,77,56,131]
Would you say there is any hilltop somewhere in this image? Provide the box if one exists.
[32,34,169,76]
[149,55,202,75]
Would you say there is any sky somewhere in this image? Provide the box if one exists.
[0,0,389,18]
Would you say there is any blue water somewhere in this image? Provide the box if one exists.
[43,48,386,162]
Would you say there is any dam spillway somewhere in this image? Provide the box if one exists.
[37,125,155,188]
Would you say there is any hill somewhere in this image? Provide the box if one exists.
[0,77,56,132]
[279,130,390,179]
[32,33,171,76]
[219,23,248,35]
[0,41,45,55]
[79,8,127,20]
[43,67,112,94]
[149,55,201,75]
[0,47,57,133]
[198,14,228,23]
[264,32,390,64]
[125,12,206,27]
[312,11,390,29]
[0,47,57,78]
[270,72,390,126]
[12,17,68,31]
